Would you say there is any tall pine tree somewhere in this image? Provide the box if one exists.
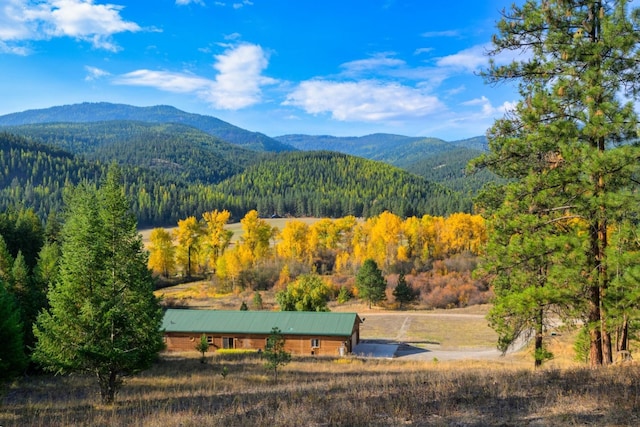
[474,0,640,366]
[33,165,164,403]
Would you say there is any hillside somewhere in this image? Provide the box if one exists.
[216,150,471,217]
[0,102,294,152]
[405,146,504,195]
[276,133,497,194]
[3,121,259,185]
[1,133,470,226]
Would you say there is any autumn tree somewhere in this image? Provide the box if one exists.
[276,219,311,263]
[238,210,275,265]
[174,216,205,278]
[33,165,164,404]
[148,228,176,278]
[356,259,387,309]
[475,0,640,367]
[202,209,233,272]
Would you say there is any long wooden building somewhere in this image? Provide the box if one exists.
[162,309,362,356]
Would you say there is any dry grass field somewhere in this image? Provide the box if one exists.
[2,351,639,426]
[6,224,631,425]
[2,300,639,426]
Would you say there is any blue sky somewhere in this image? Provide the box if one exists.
[0,0,520,140]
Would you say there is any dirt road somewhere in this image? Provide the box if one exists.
[353,310,522,361]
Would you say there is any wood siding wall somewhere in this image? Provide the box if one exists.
[164,332,353,356]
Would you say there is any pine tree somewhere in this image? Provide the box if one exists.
[0,279,27,383]
[252,290,264,310]
[195,334,210,364]
[393,273,417,309]
[33,165,164,404]
[356,259,387,309]
[264,327,290,383]
[474,0,640,367]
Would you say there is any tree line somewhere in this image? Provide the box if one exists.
[0,133,472,227]
[148,210,487,289]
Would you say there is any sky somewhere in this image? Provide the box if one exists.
[0,0,521,140]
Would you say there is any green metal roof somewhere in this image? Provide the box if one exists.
[162,309,360,337]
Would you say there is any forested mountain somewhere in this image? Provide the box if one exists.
[275,133,441,163]
[405,147,503,195]
[4,121,259,185]
[0,103,499,195]
[0,132,230,226]
[1,133,470,227]
[275,133,496,193]
[216,151,471,218]
[0,102,294,152]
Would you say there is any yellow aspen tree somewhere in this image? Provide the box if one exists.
[239,210,274,264]
[276,220,310,263]
[216,247,243,290]
[369,211,403,270]
[202,209,233,271]
[173,216,204,278]
[147,227,176,278]
[422,215,445,260]
[351,220,371,267]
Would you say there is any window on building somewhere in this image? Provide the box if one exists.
[223,337,234,349]
[311,338,320,348]
[207,336,213,344]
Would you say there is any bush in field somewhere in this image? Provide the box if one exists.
[276,273,331,312]
[264,327,290,382]
[195,334,209,363]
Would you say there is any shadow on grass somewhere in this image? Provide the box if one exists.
[4,356,640,426]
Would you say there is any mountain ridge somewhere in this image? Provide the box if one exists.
[0,102,294,153]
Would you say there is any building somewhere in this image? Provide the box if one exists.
[162,309,362,356]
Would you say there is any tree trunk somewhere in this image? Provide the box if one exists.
[618,316,629,352]
[98,369,119,405]
[534,308,543,369]
[588,283,603,367]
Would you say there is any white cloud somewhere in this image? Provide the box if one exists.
[115,43,276,110]
[421,30,460,38]
[84,65,110,80]
[0,0,140,53]
[176,0,204,5]
[233,0,252,9]
[436,44,489,73]
[283,80,444,122]
[414,47,433,55]
[0,40,30,55]
[340,54,406,75]
[462,96,516,117]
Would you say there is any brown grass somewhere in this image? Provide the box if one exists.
[2,352,639,426]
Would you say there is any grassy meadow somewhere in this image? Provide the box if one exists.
[2,302,640,426]
[3,222,634,425]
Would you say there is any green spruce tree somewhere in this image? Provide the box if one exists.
[33,165,164,404]
[264,327,291,382]
[356,259,387,309]
[0,279,27,384]
[393,273,417,309]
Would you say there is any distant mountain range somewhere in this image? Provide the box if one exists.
[0,102,293,153]
[0,102,496,225]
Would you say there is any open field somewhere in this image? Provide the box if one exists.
[3,302,634,426]
[139,217,323,246]
[2,351,639,426]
